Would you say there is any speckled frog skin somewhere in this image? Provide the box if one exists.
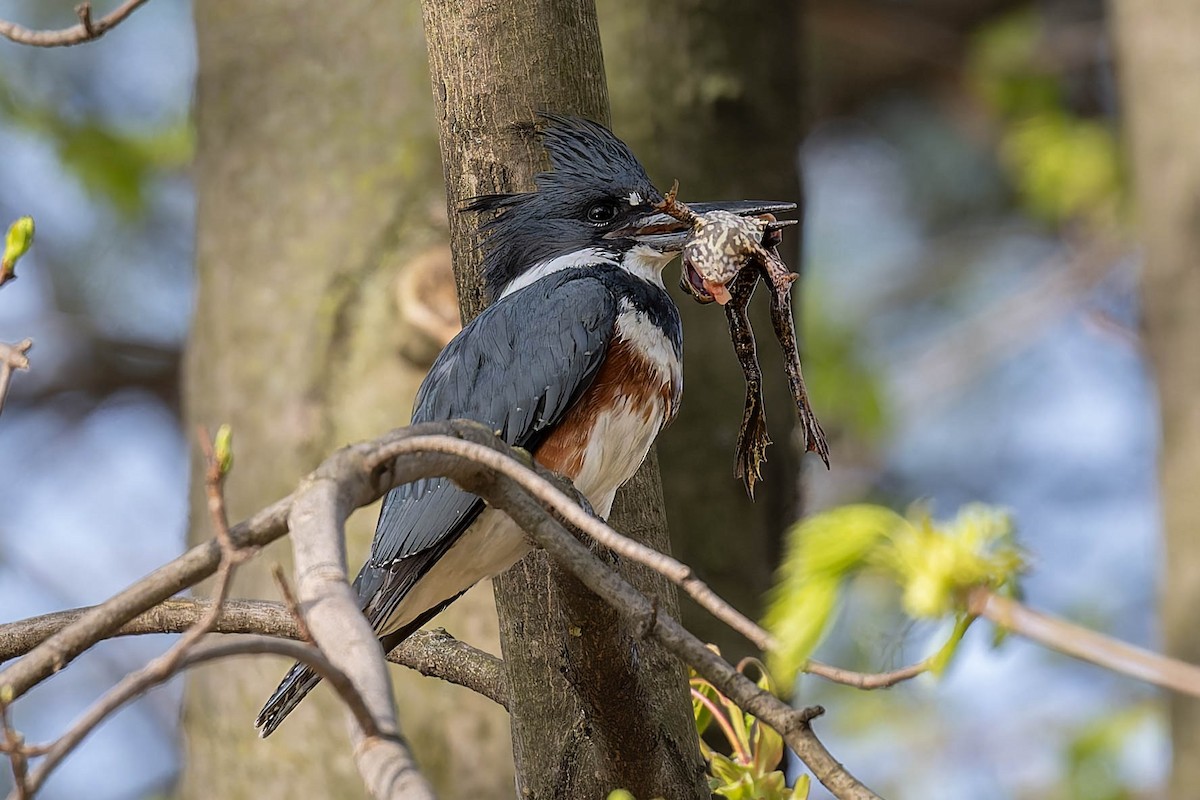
[682,209,768,288]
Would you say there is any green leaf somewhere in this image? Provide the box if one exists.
[739,658,783,761]
[2,216,34,278]
[738,657,775,694]
[1062,707,1151,800]
[968,10,1056,118]
[691,678,720,737]
[873,504,1023,619]
[213,424,234,475]
[926,613,974,676]
[763,505,905,685]
[751,718,785,777]
[709,752,745,785]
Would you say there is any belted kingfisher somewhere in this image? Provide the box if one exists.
[255,113,794,735]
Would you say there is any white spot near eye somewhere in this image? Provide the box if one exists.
[628,191,643,206]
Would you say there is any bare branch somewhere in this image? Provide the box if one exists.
[0,0,150,48]
[970,587,1200,698]
[446,448,882,800]
[367,430,922,695]
[0,421,876,798]
[285,466,436,799]
[271,565,314,643]
[0,704,29,800]
[0,492,293,698]
[6,434,258,798]
[0,600,509,709]
[0,339,32,417]
[804,659,928,691]
[75,4,96,38]
[14,637,387,799]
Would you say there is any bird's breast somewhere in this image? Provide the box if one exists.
[536,307,682,517]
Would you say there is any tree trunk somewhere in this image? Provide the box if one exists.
[421,2,708,797]
[180,2,512,797]
[1112,2,1200,796]
[600,0,806,657]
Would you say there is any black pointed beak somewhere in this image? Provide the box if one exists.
[687,199,796,218]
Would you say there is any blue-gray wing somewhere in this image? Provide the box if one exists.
[354,272,619,631]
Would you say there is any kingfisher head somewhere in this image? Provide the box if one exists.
[466,113,795,300]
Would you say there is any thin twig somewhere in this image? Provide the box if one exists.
[0,339,32,417]
[378,433,781,653]
[0,0,150,48]
[75,4,95,37]
[196,425,239,556]
[0,422,878,799]
[375,431,917,693]
[18,638,384,797]
[0,703,29,800]
[271,565,314,643]
[457,443,881,799]
[804,659,929,690]
[970,587,1200,698]
[0,599,509,709]
[9,432,251,798]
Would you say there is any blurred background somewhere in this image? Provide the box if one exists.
[0,0,1176,798]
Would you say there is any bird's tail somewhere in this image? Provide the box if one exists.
[253,578,465,736]
[255,661,321,737]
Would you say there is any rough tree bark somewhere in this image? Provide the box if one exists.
[420,1,708,797]
[1112,3,1200,796]
[601,0,807,656]
[181,1,513,797]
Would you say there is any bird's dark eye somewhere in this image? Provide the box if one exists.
[586,201,619,224]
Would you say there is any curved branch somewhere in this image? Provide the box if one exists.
[804,659,928,690]
[0,1,150,48]
[0,599,508,709]
[19,637,390,797]
[0,491,293,698]
[451,449,883,800]
[0,421,880,799]
[367,431,922,696]
[284,466,435,798]
[970,587,1200,697]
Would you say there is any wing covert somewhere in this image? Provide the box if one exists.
[361,273,619,610]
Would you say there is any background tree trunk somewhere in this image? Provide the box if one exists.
[180,2,513,797]
[1112,2,1200,796]
[421,2,707,797]
[600,0,807,657]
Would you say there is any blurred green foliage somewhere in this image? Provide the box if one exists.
[969,10,1123,225]
[1059,706,1154,800]
[763,503,1024,687]
[0,76,192,218]
[802,287,887,440]
[1000,112,1121,224]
